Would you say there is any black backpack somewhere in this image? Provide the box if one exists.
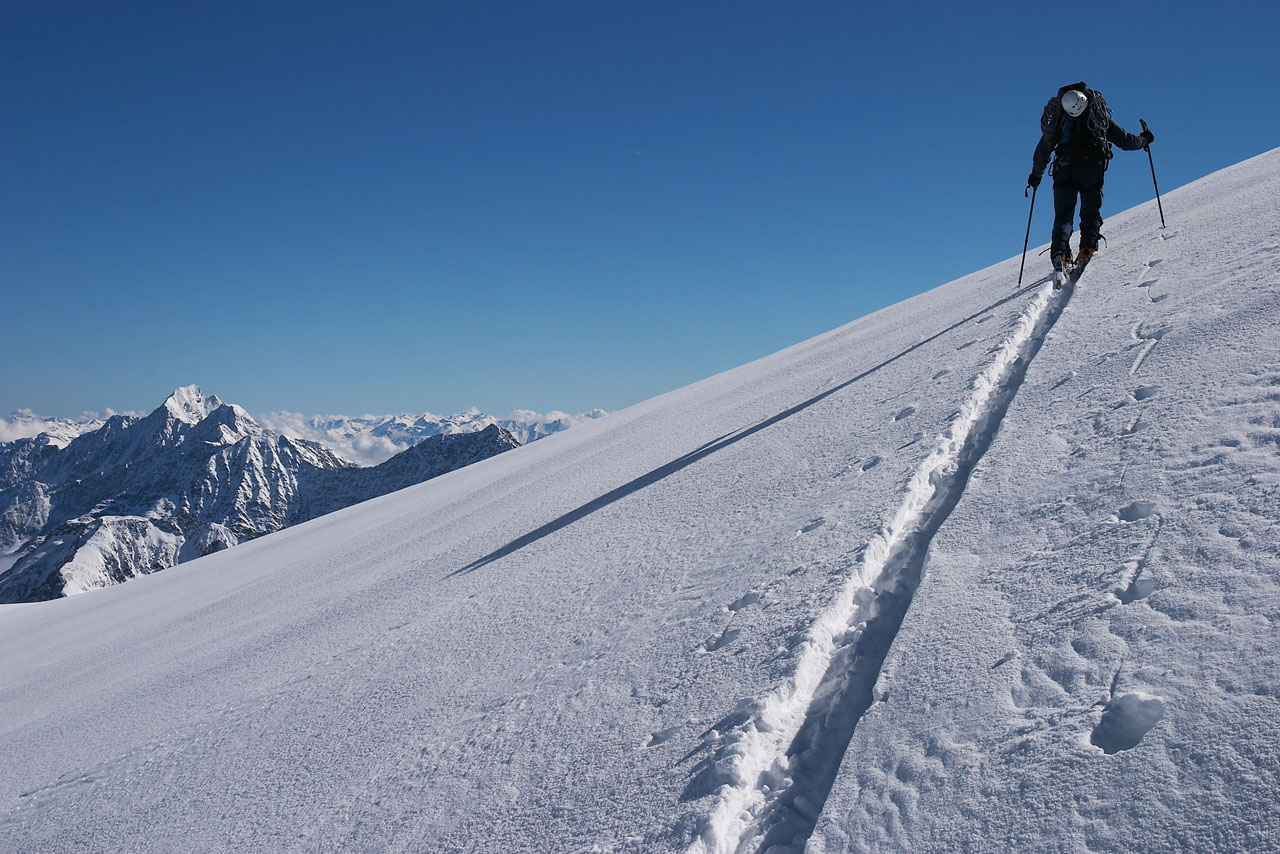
[1040,82,1114,171]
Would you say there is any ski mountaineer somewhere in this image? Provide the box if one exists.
[1027,82,1154,286]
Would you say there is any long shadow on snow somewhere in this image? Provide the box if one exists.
[750,277,1074,852]
[449,278,1049,578]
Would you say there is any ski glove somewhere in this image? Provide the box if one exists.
[1027,171,1042,189]
[1139,128,1155,146]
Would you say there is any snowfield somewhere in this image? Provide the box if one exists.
[1,149,1277,853]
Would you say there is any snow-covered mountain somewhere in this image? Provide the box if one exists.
[1,150,1278,852]
[259,406,608,465]
[0,387,520,602]
[0,409,114,447]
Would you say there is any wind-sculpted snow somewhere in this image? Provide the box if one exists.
[1,149,1277,852]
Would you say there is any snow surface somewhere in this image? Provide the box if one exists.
[1,149,1277,852]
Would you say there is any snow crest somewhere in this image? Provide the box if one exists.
[691,280,1066,853]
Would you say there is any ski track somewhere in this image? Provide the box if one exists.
[689,278,1073,854]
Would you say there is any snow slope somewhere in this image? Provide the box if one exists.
[1,149,1277,853]
[806,152,1280,853]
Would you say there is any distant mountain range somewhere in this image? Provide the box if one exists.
[0,403,608,466]
[0,387,596,602]
[0,409,117,447]
[258,406,608,465]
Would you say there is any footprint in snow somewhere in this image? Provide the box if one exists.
[729,591,761,611]
[1117,501,1158,522]
[644,725,683,748]
[1138,279,1169,304]
[1091,693,1165,753]
[799,518,826,534]
[1135,324,1172,343]
[1132,385,1160,401]
[700,626,742,653]
[956,340,977,352]
[893,406,916,422]
[1116,575,1158,604]
[861,455,882,472]
[1145,259,1164,268]
[1130,324,1173,376]
[932,368,951,380]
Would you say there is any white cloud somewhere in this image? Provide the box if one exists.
[3,402,604,465]
[0,409,133,445]
[257,408,608,466]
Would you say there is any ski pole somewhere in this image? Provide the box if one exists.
[1018,184,1037,285]
[1140,119,1166,229]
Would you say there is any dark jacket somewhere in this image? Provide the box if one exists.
[1032,84,1147,179]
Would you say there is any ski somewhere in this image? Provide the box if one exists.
[1052,257,1090,290]
[1068,258,1091,286]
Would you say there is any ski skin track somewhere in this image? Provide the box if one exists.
[688,279,1073,854]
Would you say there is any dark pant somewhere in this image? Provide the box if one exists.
[1051,161,1104,259]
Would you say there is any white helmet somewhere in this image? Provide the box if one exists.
[1061,89,1089,117]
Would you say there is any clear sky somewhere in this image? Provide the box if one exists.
[2,1,1276,419]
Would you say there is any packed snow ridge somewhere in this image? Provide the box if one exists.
[1,149,1278,852]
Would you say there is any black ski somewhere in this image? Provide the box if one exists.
[1068,258,1091,286]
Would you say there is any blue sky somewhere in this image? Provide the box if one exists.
[2,1,1276,419]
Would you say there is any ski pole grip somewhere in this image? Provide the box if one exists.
[1140,118,1150,133]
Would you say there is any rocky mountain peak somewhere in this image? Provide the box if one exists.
[161,385,224,425]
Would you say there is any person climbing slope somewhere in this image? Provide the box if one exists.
[1027,82,1154,285]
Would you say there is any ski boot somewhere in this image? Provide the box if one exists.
[1075,246,1096,266]
[1052,253,1072,290]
